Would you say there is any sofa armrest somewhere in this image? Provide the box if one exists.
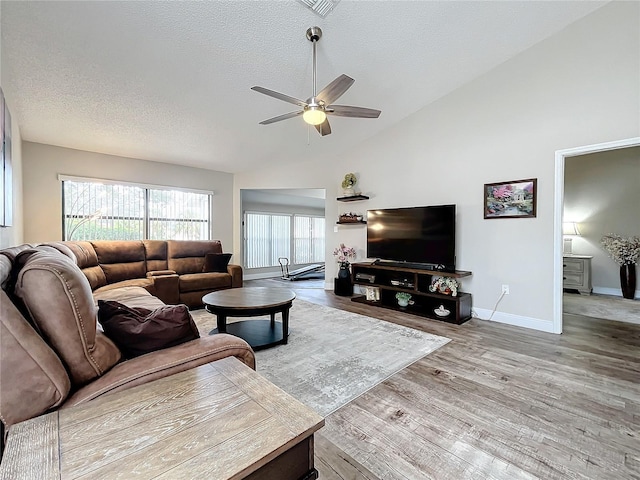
[146,270,177,277]
[227,264,243,288]
[149,274,180,305]
[62,334,255,407]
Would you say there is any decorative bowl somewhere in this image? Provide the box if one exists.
[434,305,450,317]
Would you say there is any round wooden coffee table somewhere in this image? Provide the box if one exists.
[202,287,296,350]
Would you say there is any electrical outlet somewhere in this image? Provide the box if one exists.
[502,284,510,295]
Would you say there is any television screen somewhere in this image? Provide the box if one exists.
[366,205,456,270]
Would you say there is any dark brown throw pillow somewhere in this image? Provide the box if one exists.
[203,253,232,273]
[97,300,200,358]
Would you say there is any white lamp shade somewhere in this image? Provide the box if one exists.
[562,222,581,236]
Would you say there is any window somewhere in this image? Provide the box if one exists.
[294,215,325,264]
[62,177,211,241]
[244,211,325,269]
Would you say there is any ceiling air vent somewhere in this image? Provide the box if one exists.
[298,0,340,18]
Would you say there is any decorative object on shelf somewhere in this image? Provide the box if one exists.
[338,212,364,223]
[562,222,581,254]
[484,178,537,219]
[333,243,356,279]
[600,234,639,299]
[428,276,460,296]
[434,305,450,317]
[365,286,380,301]
[341,173,358,196]
[395,291,413,307]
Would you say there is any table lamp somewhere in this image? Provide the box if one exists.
[562,222,581,254]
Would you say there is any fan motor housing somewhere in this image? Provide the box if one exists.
[306,26,322,42]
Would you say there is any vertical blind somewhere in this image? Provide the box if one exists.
[62,179,211,241]
[244,211,325,269]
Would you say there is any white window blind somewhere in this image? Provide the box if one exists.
[294,215,325,264]
[244,211,325,269]
[244,212,291,268]
[62,178,211,241]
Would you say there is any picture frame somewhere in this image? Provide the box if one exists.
[365,286,380,302]
[484,178,537,219]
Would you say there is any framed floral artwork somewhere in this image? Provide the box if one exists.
[484,178,537,219]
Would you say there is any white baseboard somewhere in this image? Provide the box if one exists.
[592,286,639,299]
[473,308,556,334]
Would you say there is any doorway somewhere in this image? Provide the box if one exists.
[554,137,640,333]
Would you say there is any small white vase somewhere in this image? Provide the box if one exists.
[343,186,355,196]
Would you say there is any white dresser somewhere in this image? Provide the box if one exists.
[563,254,593,295]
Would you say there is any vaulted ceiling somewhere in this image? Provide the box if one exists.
[1,1,607,173]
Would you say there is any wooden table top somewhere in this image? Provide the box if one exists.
[0,357,324,480]
[202,287,296,310]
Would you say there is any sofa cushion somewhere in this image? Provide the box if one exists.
[93,286,166,310]
[167,240,223,274]
[55,241,107,290]
[98,301,200,359]
[91,240,146,284]
[0,288,72,427]
[15,250,122,386]
[203,253,232,273]
[143,240,168,272]
[93,277,154,294]
[179,272,232,293]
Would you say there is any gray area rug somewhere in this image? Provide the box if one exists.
[563,292,640,324]
[192,299,450,416]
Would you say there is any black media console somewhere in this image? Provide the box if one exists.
[351,262,473,324]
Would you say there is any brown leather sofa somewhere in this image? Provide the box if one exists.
[0,243,255,450]
[43,240,243,308]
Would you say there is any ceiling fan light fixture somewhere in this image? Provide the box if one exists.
[303,107,326,125]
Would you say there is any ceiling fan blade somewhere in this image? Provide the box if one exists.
[259,110,304,125]
[327,105,381,118]
[316,75,355,105]
[314,118,332,136]
[251,86,308,107]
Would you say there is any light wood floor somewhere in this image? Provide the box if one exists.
[248,278,640,480]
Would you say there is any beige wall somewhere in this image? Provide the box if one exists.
[565,147,640,294]
[234,2,640,331]
[22,142,234,248]
[0,100,23,249]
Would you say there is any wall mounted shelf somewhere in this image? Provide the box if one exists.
[336,195,370,202]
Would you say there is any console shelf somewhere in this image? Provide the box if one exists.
[351,262,473,324]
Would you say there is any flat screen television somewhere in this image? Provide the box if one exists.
[366,204,456,271]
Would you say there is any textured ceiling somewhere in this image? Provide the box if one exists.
[1,1,607,173]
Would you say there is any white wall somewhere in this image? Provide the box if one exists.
[564,147,640,295]
[0,99,23,249]
[21,142,235,248]
[234,2,640,332]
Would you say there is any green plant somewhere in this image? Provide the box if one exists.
[341,173,357,189]
[395,292,412,301]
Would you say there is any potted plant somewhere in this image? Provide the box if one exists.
[601,234,640,299]
[395,291,413,307]
[333,243,357,279]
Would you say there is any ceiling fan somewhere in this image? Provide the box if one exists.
[251,26,381,136]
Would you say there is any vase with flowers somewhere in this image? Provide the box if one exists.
[333,243,357,279]
[601,234,640,299]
